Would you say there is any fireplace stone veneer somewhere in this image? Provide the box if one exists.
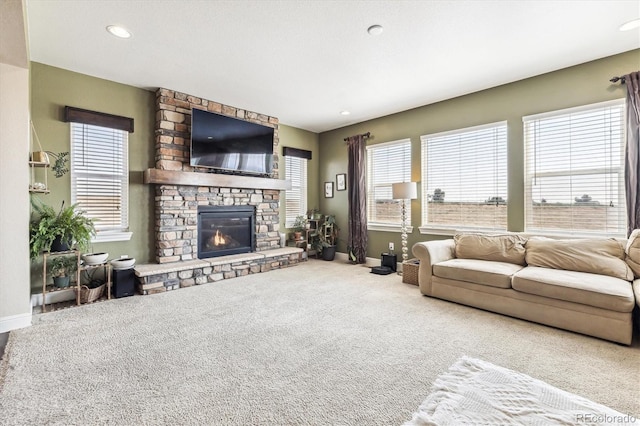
[137,88,302,294]
[156,185,280,263]
[135,248,303,294]
[152,88,283,264]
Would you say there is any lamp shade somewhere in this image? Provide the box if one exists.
[392,182,417,200]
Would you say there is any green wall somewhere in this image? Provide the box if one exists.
[30,49,638,285]
[30,62,155,291]
[318,49,640,259]
[30,62,321,292]
[278,125,320,232]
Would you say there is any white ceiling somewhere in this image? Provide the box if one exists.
[25,0,640,133]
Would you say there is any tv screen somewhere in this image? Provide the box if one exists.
[190,108,274,175]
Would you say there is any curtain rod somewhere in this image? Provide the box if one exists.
[610,76,626,84]
[343,132,371,142]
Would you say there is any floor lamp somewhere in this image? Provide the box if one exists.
[392,182,417,274]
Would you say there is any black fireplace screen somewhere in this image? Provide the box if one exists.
[197,206,256,259]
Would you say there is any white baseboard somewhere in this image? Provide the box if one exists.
[0,311,32,333]
[333,252,403,270]
[334,251,377,265]
[31,289,76,307]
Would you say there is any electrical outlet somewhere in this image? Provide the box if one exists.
[388,242,395,252]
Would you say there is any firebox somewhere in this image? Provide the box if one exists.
[197,206,256,259]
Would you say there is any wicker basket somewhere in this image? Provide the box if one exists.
[75,283,105,304]
[402,258,420,285]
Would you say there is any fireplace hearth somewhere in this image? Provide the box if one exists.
[197,206,256,259]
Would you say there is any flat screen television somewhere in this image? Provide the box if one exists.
[190,108,274,176]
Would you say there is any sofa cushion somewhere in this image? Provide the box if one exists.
[524,238,634,281]
[633,279,640,310]
[454,233,527,265]
[626,229,640,278]
[512,266,635,312]
[433,258,524,289]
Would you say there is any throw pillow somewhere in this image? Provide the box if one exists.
[625,229,640,278]
[525,238,634,281]
[454,233,527,265]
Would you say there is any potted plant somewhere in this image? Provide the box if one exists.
[307,208,322,220]
[49,255,77,288]
[30,199,96,259]
[292,215,307,240]
[310,215,339,260]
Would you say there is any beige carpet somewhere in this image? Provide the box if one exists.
[1,260,638,425]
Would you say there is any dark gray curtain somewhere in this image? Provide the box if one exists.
[625,71,640,236]
[347,135,367,263]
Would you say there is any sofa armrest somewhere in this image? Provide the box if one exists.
[633,279,640,310]
[412,239,455,296]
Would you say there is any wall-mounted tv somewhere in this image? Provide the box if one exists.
[190,108,274,176]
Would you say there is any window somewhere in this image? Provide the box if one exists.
[284,155,307,227]
[366,139,411,230]
[420,122,507,232]
[523,99,626,237]
[71,122,130,241]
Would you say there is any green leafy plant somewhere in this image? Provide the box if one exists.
[306,208,322,220]
[44,151,69,178]
[83,268,106,289]
[49,256,77,277]
[30,198,96,259]
[321,214,338,245]
[292,215,308,233]
[310,215,339,256]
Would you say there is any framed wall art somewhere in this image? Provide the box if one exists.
[336,173,346,191]
[324,181,334,198]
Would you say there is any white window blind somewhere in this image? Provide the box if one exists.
[366,139,411,226]
[421,122,507,231]
[523,99,626,237]
[71,122,129,233]
[285,155,307,227]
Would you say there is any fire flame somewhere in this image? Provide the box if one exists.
[214,229,226,246]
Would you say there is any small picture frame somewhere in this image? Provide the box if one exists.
[336,173,346,191]
[324,181,334,198]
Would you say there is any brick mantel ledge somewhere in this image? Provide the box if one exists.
[144,168,291,191]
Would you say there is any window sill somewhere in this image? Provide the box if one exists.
[368,223,414,233]
[418,226,508,236]
[418,226,457,236]
[522,230,626,240]
[417,227,625,240]
[91,231,133,243]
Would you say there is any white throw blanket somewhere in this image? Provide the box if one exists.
[406,356,635,426]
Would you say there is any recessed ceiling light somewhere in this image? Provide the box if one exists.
[340,111,351,116]
[619,18,640,31]
[106,25,132,39]
[367,25,383,36]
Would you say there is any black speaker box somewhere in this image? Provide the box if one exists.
[112,268,136,298]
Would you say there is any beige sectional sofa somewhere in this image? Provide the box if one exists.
[412,231,640,345]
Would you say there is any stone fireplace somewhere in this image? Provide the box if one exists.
[150,88,285,264]
[135,88,301,295]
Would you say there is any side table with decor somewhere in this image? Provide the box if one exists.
[77,252,112,304]
[42,250,82,312]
